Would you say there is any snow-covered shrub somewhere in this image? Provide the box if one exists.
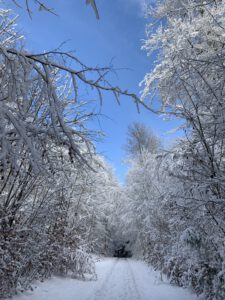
[128,0,225,298]
[0,1,136,297]
[70,248,96,280]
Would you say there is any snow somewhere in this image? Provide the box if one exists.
[12,257,200,300]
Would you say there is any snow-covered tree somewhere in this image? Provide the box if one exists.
[125,122,160,159]
[0,2,138,298]
[139,1,225,298]
[119,126,166,258]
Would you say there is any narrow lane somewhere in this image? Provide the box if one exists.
[13,258,199,300]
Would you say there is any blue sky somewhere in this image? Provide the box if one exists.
[9,0,181,183]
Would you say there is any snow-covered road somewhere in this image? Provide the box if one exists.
[13,258,199,300]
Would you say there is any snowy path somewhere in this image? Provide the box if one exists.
[13,258,199,300]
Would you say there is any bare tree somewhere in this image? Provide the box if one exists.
[125,122,160,158]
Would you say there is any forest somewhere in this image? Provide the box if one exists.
[1,1,225,300]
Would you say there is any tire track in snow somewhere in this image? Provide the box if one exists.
[85,258,119,300]
[11,258,200,300]
[124,259,142,300]
[87,258,142,300]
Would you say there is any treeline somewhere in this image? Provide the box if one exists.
[2,1,225,300]
[118,1,225,299]
[0,151,120,297]
[0,3,123,298]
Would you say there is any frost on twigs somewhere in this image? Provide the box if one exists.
[134,0,225,299]
[0,5,128,299]
[11,0,57,17]
[11,0,100,19]
[0,8,141,179]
